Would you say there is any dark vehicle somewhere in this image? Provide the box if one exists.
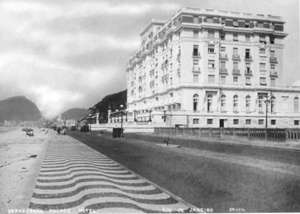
[70,126,77,131]
[80,125,89,132]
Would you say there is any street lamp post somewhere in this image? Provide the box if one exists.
[120,104,124,138]
[264,96,271,128]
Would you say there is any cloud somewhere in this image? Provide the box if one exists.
[29,85,84,118]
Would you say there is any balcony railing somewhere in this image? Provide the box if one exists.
[219,53,228,60]
[245,69,253,76]
[260,70,267,75]
[192,52,201,58]
[244,56,253,62]
[219,68,228,74]
[270,57,278,63]
[192,66,201,72]
[232,55,241,61]
[232,69,241,75]
[270,71,278,77]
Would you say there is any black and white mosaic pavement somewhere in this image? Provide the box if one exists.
[29,135,194,213]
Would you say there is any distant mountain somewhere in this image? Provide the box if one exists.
[90,90,127,123]
[59,108,87,120]
[0,96,42,123]
[95,90,127,112]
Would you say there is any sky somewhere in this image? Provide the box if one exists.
[0,0,299,119]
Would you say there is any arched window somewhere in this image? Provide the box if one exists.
[294,97,299,113]
[207,94,213,112]
[258,96,264,112]
[193,94,199,111]
[233,95,238,112]
[271,96,275,113]
[246,95,251,112]
[220,95,226,112]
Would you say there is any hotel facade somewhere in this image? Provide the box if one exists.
[126,7,300,128]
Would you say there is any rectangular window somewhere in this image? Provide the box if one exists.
[207,119,213,124]
[208,60,215,68]
[208,45,215,53]
[193,74,199,83]
[270,35,275,44]
[233,76,238,83]
[246,119,251,124]
[193,30,199,38]
[193,118,199,124]
[246,63,251,73]
[221,47,226,52]
[245,49,250,58]
[233,119,239,125]
[233,62,238,69]
[260,77,267,85]
[246,77,251,85]
[260,63,266,70]
[245,22,250,28]
[259,34,266,43]
[245,35,250,41]
[270,50,275,57]
[260,48,266,54]
[193,16,199,23]
[193,45,199,56]
[257,22,264,28]
[259,119,264,125]
[271,78,275,86]
[233,47,238,55]
[220,33,225,40]
[208,30,214,38]
[294,120,299,125]
[233,34,238,41]
[208,75,215,83]
[220,61,226,69]
[271,120,276,125]
[221,76,226,84]
[207,17,214,23]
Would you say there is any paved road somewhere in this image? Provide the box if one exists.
[69,132,300,213]
[29,134,195,213]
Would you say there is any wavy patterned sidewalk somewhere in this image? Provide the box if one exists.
[29,135,194,213]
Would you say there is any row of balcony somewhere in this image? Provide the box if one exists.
[219,69,277,76]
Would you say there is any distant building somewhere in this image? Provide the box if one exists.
[126,7,300,128]
[65,119,77,128]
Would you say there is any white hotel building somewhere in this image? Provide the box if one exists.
[126,7,300,128]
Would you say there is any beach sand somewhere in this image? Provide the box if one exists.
[0,127,49,213]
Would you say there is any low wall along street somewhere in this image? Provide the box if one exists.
[154,127,300,142]
[90,122,155,133]
[90,121,300,142]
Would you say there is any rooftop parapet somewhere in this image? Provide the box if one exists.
[180,7,284,22]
